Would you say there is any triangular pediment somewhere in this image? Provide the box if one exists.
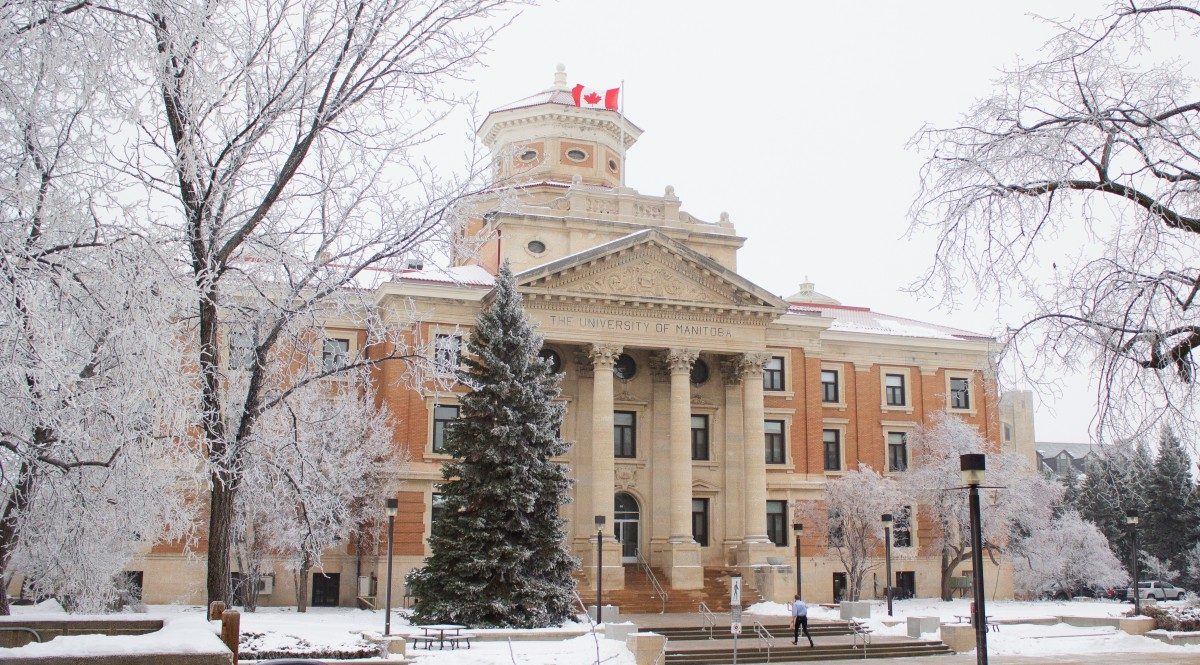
[516,230,787,313]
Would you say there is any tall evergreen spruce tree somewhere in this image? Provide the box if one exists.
[406,263,577,627]
[1076,441,1151,558]
[1143,428,1200,573]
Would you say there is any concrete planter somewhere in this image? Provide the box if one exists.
[838,601,871,620]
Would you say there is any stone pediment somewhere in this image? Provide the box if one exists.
[516,229,786,313]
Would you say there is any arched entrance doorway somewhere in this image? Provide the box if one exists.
[614,492,640,564]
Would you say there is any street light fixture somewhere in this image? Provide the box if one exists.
[1126,511,1141,616]
[960,453,988,665]
[881,513,894,617]
[595,515,605,624]
[792,522,804,596]
[384,497,398,637]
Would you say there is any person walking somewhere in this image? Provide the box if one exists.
[791,594,814,647]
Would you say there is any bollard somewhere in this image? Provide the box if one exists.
[221,608,240,664]
[209,601,226,621]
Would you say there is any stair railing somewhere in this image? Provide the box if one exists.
[752,620,773,661]
[849,618,873,651]
[698,601,717,639]
[634,548,668,614]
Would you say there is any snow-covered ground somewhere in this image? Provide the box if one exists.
[746,597,1200,658]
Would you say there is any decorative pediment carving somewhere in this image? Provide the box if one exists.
[537,246,745,306]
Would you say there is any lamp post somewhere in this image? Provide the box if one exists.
[881,513,894,617]
[595,515,605,624]
[384,497,397,637]
[960,453,988,665]
[792,522,804,596]
[1126,511,1141,616]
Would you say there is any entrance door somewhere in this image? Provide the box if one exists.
[312,572,341,607]
[614,492,640,564]
[895,571,916,600]
[833,572,847,603]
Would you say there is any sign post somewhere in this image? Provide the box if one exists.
[730,574,742,664]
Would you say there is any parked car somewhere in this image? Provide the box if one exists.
[1124,580,1187,601]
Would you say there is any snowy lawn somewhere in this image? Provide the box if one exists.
[746,597,1200,657]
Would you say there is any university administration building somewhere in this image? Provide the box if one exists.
[134,68,1020,609]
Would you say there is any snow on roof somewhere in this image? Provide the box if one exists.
[1035,441,1098,459]
[389,263,495,288]
[789,301,991,342]
[491,87,583,113]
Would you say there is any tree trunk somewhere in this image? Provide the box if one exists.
[296,554,311,613]
[207,474,235,607]
[0,461,35,616]
[940,547,952,601]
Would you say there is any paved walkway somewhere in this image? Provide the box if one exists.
[842,654,1200,665]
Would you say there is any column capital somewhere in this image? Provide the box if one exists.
[588,343,623,369]
[737,351,773,378]
[666,348,699,374]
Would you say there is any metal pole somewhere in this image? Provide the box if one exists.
[1131,524,1141,616]
[384,513,395,636]
[884,525,893,617]
[596,527,603,624]
[968,484,988,665]
[795,537,803,596]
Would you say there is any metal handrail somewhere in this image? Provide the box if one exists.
[752,620,773,661]
[0,627,43,644]
[698,601,717,639]
[849,618,872,650]
[634,548,668,613]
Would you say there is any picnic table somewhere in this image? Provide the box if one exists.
[413,624,473,650]
[953,615,1000,631]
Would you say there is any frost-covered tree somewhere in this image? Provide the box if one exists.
[796,465,904,601]
[904,413,1062,600]
[1141,553,1179,583]
[407,263,576,628]
[0,10,193,614]
[1075,441,1152,558]
[1143,428,1200,571]
[18,0,518,605]
[1013,511,1129,599]
[236,381,397,612]
[910,1,1200,443]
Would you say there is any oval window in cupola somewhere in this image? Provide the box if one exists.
[519,149,538,162]
[527,240,546,254]
[566,148,588,162]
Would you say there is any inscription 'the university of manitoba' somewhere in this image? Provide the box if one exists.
[546,314,733,338]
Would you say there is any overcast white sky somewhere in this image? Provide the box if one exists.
[441,0,1116,443]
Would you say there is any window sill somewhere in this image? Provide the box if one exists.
[822,402,847,410]
[764,390,795,399]
[947,407,977,416]
[881,405,914,414]
[823,470,846,476]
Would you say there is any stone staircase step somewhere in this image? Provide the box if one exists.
[664,640,953,664]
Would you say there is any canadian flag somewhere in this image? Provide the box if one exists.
[571,84,619,110]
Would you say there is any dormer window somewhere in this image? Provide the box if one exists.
[566,149,587,162]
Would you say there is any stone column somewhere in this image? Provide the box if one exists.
[737,352,775,570]
[588,343,624,590]
[664,348,702,589]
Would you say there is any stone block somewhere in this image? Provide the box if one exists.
[1119,616,1156,635]
[839,601,871,620]
[587,604,620,623]
[907,615,939,637]
[606,621,637,642]
[368,635,407,655]
[625,631,667,665]
[941,623,976,653]
[751,564,795,604]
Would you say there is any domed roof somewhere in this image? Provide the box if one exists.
[786,279,841,305]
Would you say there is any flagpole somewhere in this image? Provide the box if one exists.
[619,78,626,188]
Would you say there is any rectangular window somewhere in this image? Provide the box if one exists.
[764,420,786,464]
[823,429,841,471]
[691,415,710,461]
[821,369,839,403]
[1003,423,1012,442]
[950,377,971,409]
[692,498,710,547]
[887,432,908,472]
[322,337,350,372]
[229,330,255,370]
[893,505,913,547]
[885,373,906,406]
[763,356,785,391]
[828,508,844,547]
[434,334,462,373]
[766,500,788,546]
[432,404,459,453]
[614,411,636,458]
[431,492,445,525]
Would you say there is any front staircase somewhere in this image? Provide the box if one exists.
[664,638,953,664]
[579,565,739,614]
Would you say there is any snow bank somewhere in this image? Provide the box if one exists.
[2,613,226,658]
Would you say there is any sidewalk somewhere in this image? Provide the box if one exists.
[835,653,1200,665]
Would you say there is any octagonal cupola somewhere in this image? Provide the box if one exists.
[478,64,642,188]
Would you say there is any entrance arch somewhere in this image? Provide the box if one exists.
[614,492,640,564]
